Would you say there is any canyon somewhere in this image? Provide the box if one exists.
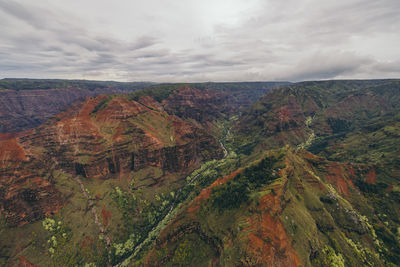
[1,79,400,266]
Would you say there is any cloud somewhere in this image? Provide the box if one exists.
[0,0,399,82]
[280,51,375,81]
[0,0,45,29]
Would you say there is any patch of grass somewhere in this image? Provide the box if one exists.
[168,233,215,266]
[90,96,112,115]
[209,156,278,212]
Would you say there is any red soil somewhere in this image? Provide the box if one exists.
[187,169,243,213]
[112,126,125,142]
[18,255,37,267]
[138,96,164,111]
[278,106,291,121]
[325,163,356,195]
[81,236,93,248]
[386,185,394,192]
[0,138,26,167]
[0,132,22,141]
[240,183,300,267]
[96,97,148,122]
[101,205,112,228]
[366,169,376,184]
[57,97,102,138]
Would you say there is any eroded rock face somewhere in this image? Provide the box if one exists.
[162,87,229,123]
[0,94,223,226]
[161,86,278,125]
[0,174,64,227]
[0,87,127,133]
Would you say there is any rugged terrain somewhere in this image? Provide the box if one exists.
[0,79,284,133]
[1,80,400,266]
[0,79,154,133]
[145,148,385,266]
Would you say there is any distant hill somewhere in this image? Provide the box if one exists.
[0,78,154,91]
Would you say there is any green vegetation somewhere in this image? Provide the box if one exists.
[110,187,174,263]
[210,156,278,212]
[129,83,186,102]
[210,181,249,211]
[90,96,113,114]
[326,117,352,134]
[316,246,345,267]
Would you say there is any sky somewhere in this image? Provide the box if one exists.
[0,0,399,82]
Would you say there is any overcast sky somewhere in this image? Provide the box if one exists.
[0,0,399,82]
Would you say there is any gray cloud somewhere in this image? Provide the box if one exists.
[280,51,375,81]
[0,0,399,82]
[0,0,45,28]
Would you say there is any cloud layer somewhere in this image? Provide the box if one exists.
[0,0,399,82]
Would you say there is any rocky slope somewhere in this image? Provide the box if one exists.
[0,93,223,227]
[118,153,398,265]
[142,147,398,266]
[0,84,241,266]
